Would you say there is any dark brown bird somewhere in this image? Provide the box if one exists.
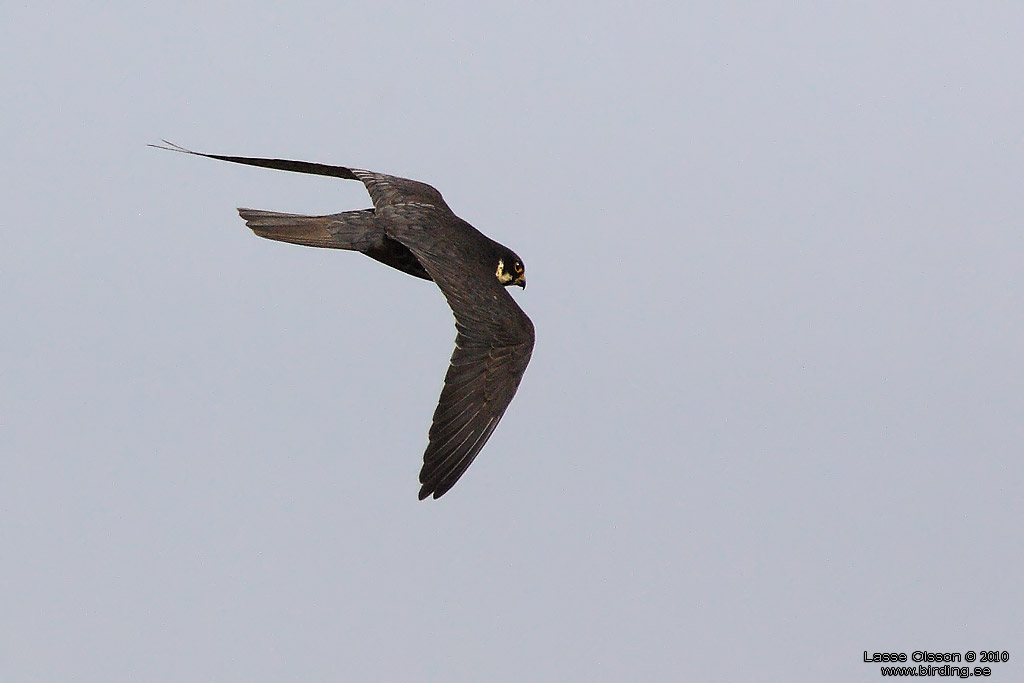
[151,141,534,499]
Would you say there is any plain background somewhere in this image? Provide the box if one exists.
[3,3,1022,681]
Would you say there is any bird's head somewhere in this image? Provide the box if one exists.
[495,253,526,289]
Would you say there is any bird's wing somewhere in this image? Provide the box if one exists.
[384,210,535,499]
[149,140,361,180]
[418,311,534,499]
[149,141,448,210]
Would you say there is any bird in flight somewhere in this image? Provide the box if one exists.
[151,141,535,499]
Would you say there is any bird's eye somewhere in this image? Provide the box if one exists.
[514,262,523,273]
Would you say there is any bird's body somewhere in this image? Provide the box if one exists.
[152,142,534,499]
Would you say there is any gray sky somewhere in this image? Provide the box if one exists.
[3,2,1023,681]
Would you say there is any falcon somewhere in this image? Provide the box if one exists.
[151,141,535,499]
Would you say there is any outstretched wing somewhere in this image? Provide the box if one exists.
[149,141,449,210]
[419,308,534,499]
[149,140,362,180]
[383,210,535,499]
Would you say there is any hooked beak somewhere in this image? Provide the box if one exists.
[515,274,526,289]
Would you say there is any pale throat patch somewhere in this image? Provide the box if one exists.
[496,258,514,284]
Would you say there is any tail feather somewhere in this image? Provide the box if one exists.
[238,208,378,250]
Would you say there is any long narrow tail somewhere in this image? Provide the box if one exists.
[238,208,379,250]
